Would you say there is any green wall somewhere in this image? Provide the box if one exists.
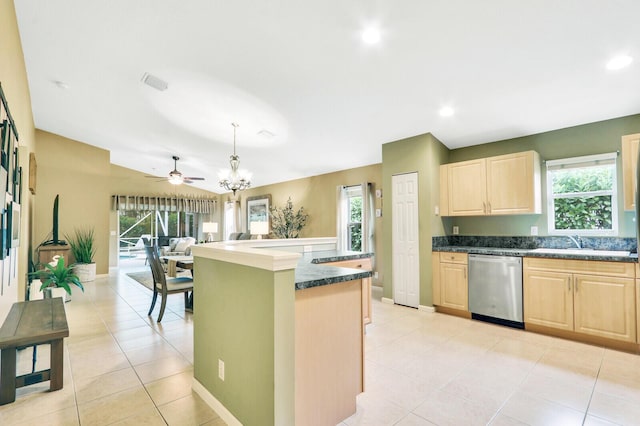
[382,133,449,306]
[445,114,640,237]
[193,257,295,426]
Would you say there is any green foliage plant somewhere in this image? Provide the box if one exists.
[269,197,309,238]
[65,229,96,263]
[66,228,96,264]
[28,257,84,295]
[551,166,613,231]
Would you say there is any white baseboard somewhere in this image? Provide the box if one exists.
[381,297,394,305]
[418,305,436,313]
[192,379,242,426]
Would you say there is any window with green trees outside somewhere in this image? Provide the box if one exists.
[546,153,618,235]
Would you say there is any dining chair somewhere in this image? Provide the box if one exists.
[144,245,193,322]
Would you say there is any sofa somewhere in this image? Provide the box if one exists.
[161,237,196,256]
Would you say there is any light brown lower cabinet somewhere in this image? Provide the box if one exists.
[524,257,636,343]
[432,252,468,311]
[325,258,372,325]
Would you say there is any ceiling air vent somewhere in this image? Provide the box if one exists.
[141,72,168,91]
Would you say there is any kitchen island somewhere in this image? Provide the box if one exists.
[190,238,372,426]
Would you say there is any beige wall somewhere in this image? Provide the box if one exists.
[34,131,111,274]
[0,0,36,317]
[234,163,384,285]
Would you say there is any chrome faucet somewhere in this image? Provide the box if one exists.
[567,235,582,249]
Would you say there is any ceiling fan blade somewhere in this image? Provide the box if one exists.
[184,177,205,181]
[145,175,164,178]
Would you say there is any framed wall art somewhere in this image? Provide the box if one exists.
[246,194,271,234]
[8,201,19,248]
[29,152,36,194]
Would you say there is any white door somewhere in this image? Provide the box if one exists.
[392,172,420,307]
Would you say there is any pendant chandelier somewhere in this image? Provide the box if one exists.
[218,122,252,195]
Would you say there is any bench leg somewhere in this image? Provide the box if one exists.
[49,339,64,391]
[0,348,17,405]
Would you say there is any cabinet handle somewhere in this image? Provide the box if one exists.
[567,277,571,292]
[575,277,578,293]
[488,202,492,213]
[483,202,487,214]
[464,268,467,279]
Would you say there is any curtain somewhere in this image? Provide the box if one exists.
[336,186,349,251]
[361,182,375,253]
[111,195,217,214]
[224,201,241,240]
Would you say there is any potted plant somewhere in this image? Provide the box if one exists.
[66,228,96,282]
[27,256,84,302]
[269,197,309,238]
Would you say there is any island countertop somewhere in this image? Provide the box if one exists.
[295,250,373,290]
[191,239,373,291]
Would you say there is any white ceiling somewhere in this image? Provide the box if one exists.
[13,0,640,193]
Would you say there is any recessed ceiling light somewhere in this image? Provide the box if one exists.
[439,106,455,117]
[606,55,633,70]
[362,28,381,45]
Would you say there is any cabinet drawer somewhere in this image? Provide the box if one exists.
[524,257,634,278]
[439,252,468,264]
[326,258,372,271]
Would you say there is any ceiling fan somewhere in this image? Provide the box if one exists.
[146,156,205,185]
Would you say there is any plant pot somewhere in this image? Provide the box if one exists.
[29,279,44,300]
[44,286,71,302]
[73,263,96,282]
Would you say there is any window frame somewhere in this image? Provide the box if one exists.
[344,185,363,252]
[545,152,618,236]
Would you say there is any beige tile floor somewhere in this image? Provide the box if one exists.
[1,257,639,425]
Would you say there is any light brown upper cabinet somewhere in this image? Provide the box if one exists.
[621,133,640,211]
[440,151,541,216]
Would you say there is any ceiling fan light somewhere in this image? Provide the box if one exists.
[168,175,183,185]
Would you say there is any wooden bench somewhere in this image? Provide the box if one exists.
[0,298,69,405]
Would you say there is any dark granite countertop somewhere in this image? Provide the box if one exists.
[433,246,637,263]
[295,250,373,290]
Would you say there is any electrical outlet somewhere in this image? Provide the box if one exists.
[530,226,538,236]
[303,245,313,253]
[375,209,382,217]
[434,205,440,216]
[452,226,459,235]
[374,271,379,279]
[218,359,225,381]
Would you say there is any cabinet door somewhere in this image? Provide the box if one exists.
[440,263,468,311]
[326,258,372,325]
[523,269,573,331]
[637,279,640,344]
[432,253,441,306]
[486,151,540,215]
[448,159,487,216]
[622,133,640,211]
[574,274,636,342]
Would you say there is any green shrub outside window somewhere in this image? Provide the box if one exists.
[547,155,617,235]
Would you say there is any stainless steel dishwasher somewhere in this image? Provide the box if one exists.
[468,254,523,328]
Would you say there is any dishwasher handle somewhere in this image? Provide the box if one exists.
[468,254,522,265]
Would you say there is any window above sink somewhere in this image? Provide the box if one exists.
[546,152,618,236]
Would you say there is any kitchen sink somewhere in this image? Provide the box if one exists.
[530,248,631,257]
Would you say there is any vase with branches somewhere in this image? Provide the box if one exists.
[269,197,309,238]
